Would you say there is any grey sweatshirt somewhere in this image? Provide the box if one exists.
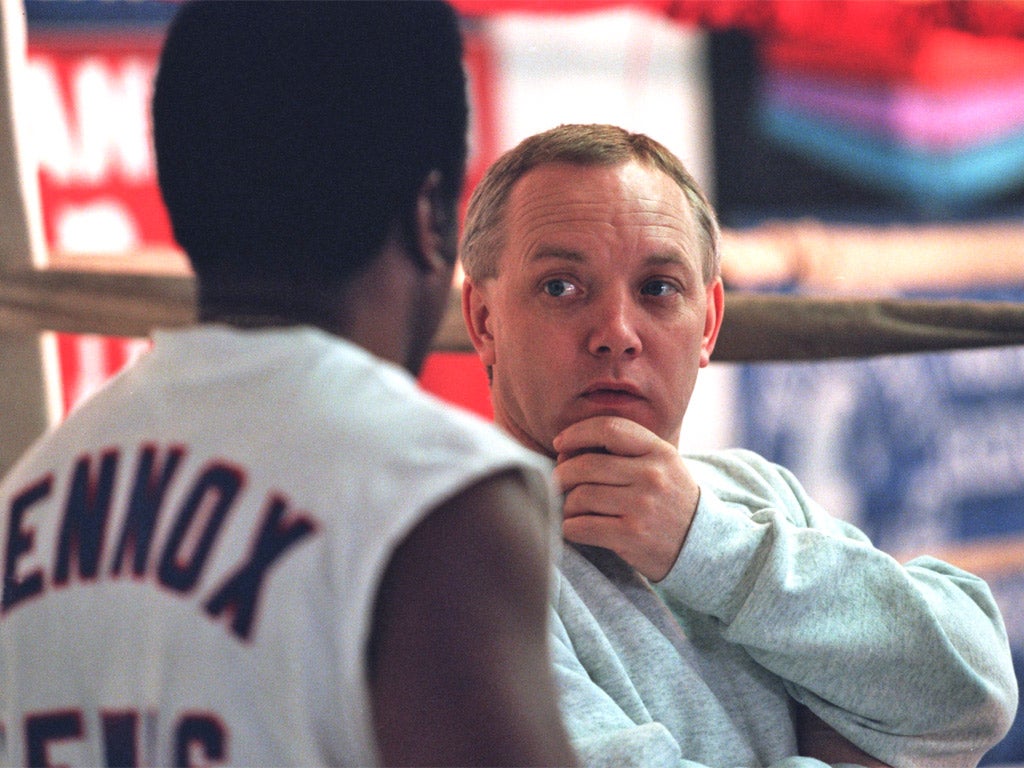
[550,448,1018,768]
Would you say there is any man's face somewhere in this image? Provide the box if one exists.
[464,159,723,456]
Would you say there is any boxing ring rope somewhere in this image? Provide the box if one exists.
[2,265,1024,362]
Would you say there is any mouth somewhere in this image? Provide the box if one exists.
[580,381,646,406]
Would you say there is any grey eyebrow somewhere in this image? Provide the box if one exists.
[528,248,585,264]
[529,249,688,266]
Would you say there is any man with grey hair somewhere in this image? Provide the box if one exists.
[461,122,1017,768]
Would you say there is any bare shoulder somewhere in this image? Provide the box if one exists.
[369,469,576,767]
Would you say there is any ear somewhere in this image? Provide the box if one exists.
[461,277,496,368]
[411,169,455,276]
[699,277,724,368]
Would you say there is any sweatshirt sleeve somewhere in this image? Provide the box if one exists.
[654,448,1018,768]
[550,564,879,768]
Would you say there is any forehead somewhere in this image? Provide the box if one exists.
[502,160,698,266]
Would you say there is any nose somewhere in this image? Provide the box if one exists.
[587,289,642,358]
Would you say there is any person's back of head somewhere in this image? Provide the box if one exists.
[152,0,467,316]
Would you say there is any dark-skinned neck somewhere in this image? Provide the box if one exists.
[197,278,351,337]
[193,237,428,376]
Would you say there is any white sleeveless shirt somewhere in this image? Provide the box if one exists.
[0,325,556,766]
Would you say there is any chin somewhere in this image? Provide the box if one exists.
[578,400,652,424]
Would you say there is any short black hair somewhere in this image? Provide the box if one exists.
[152,0,467,294]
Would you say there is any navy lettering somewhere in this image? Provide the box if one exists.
[205,495,317,641]
[3,476,51,612]
[2,444,319,642]
[55,450,119,585]
[26,710,82,768]
[17,708,228,767]
[111,446,185,578]
[158,465,241,593]
[174,714,225,768]
[101,711,138,768]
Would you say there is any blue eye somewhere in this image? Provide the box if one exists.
[641,280,678,297]
[543,279,576,297]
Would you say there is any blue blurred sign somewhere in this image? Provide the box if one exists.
[737,287,1024,764]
